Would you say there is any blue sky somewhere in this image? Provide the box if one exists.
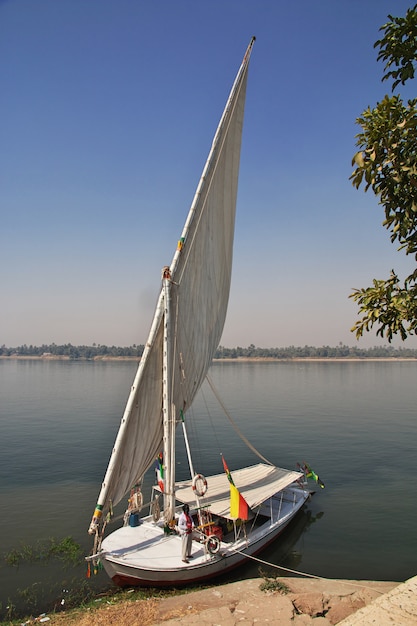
[2,0,417,349]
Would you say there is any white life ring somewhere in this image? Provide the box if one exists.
[192,473,208,497]
[206,535,221,554]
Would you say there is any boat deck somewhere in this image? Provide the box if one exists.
[102,522,216,571]
[101,488,306,573]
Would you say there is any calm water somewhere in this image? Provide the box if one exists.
[1,358,416,617]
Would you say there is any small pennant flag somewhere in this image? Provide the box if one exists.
[222,454,250,520]
[222,454,234,485]
[298,462,325,489]
[156,452,164,492]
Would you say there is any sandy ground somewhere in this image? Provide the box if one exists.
[42,577,400,626]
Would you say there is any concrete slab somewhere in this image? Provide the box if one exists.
[338,575,417,625]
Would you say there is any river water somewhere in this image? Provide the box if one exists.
[1,358,416,617]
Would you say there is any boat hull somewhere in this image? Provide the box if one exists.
[99,488,309,587]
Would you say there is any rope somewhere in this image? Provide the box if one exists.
[105,497,157,526]
[231,548,386,594]
[206,375,273,465]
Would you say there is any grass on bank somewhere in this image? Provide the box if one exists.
[1,535,205,625]
[1,537,290,625]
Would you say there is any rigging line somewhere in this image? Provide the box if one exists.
[206,374,274,466]
[231,548,387,595]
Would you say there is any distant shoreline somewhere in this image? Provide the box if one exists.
[1,355,417,363]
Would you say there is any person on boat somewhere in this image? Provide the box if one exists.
[178,503,194,562]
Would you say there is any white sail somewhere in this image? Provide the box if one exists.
[168,52,250,417]
[89,38,255,531]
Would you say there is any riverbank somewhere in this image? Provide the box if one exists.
[15,576,416,626]
[1,355,417,362]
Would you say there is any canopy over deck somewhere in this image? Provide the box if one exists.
[173,463,303,519]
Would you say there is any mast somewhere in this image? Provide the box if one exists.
[162,267,176,522]
[161,37,256,522]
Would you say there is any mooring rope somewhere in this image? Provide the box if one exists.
[231,548,387,594]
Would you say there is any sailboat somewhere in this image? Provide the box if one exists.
[87,37,315,587]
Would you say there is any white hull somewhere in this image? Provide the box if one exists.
[99,486,309,587]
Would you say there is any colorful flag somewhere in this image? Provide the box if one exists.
[222,454,250,520]
[230,482,249,519]
[299,462,325,489]
[156,452,164,492]
[222,454,234,485]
